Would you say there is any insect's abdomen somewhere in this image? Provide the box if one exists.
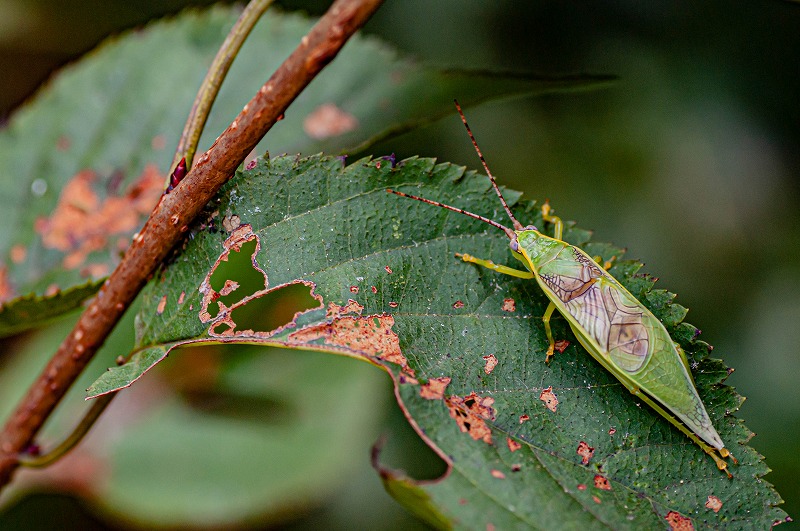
[529,240,723,449]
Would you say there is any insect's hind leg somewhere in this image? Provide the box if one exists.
[455,253,534,279]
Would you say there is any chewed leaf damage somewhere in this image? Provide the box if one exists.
[35,165,163,275]
[90,222,420,398]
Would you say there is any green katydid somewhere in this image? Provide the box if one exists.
[387,102,736,476]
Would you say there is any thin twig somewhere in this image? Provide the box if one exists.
[0,0,384,491]
[17,0,275,469]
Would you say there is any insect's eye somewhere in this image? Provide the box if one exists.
[510,239,519,252]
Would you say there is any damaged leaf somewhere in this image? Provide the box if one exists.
[0,5,603,337]
[89,154,786,529]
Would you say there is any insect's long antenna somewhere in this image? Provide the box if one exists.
[454,100,524,231]
[386,189,517,241]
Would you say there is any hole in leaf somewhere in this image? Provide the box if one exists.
[206,238,265,320]
[211,282,321,336]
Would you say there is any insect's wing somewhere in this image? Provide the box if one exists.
[534,244,724,450]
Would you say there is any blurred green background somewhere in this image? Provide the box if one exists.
[0,0,797,528]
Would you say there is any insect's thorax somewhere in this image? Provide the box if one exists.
[514,230,569,272]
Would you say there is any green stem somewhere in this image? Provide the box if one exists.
[171,0,275,174]
[17,394,116,468]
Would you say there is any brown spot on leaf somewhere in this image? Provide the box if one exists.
[222,214,241,232]
[608,427,616,436]
[10,245,26,264]
[303,103,358,140]
[490,469,505,479]
[288,314,410,374]
[705,495,722,513]
[35,165,162,272]
[540,386,558,412]
[507,438,521,452]
[593,475,611,491]
[370,286,377,294]
[349,285,359,294]
[327,299,363,318]
[80,263,109,278]
[665,511,694,531]
[446,391,496,444]
[156,295,167,315]
[519,414,530,423]
[554,339,570,353]
[511,464,521,472]
[577,441,595,465]
[501,298,516,312]
[420,376,451,400]
[453,300,464,309]
[483,354,498,374]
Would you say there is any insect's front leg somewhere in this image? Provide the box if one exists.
[455,253,534,279]
[541,201,564,241]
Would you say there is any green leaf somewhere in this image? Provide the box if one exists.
[0,5,608,337]
[91,154,787,528]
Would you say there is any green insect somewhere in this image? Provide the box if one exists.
[387,102,736,476]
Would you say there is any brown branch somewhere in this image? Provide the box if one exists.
[0,0,384,490]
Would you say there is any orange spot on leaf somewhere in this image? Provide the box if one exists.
[453,300,464,309]
[593,475,611,491]
[665,511,694,531]
[483,354,498,374]
[156,295,167,315]
[501,298,516,312]
[420,376,451,400]
[554,339,570,353]
[519,414,530,423]
[10,245,26,264]
[506,438,521,452]
[705,495,722,513]
[577,441,595,465]
[490,469,505,479]
[540,386,558,412]
[288,314,410,374]
[446,391,496,444]
[303,103,359,140]
[349,285,359,294]
[35,165,162,272]
[384,266,393,274]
